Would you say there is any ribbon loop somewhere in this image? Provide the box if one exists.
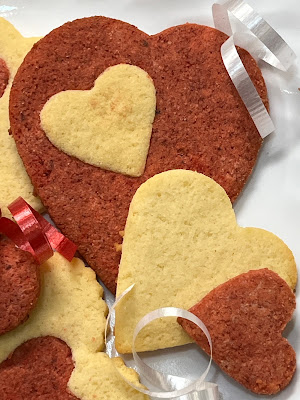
[106,286,219,400]
[212,0,296,139]
[214,0,296,71]
[0,198,77,263]
[8,198,53,264]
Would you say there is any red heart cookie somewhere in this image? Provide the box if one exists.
[10,17,268,292]
[0,58,9,99]
[178,269,296,395]
[0,336,78,400]
[0,237,40,335]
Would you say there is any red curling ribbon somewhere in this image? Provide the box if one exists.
[0,197,77,264]
[0,209,33,253]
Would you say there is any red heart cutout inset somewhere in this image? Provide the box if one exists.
[178,269,296,395]
[0,336,78,399]
[0,237,40,335]
[10,17,268,292]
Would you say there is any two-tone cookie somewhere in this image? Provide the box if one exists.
[10,17,268,292]
[178,269,296,395]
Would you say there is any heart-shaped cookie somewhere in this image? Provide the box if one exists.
[178,269,296,395]
[0,336,146,400]
[10,16,268,292]
[40,64,156,177]
[0,336,79,399]
[0,252,148,400]
[115,170,297,353]
[0,18,43,218]
[0,237,40,335]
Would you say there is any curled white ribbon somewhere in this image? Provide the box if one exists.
[105,285,219,400]
[212,0,296,138]
[105,283,134,358]
[221,35,275,137]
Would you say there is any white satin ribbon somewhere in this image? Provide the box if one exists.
[212,0,296,138]
[221,35,275,137]
[105,285,219,400]
[105,283,134,359]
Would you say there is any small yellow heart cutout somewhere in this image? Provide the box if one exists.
[40,64,156,177]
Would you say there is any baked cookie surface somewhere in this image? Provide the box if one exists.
[40,63,156,177]
[0,336,79,400]
[0,58,9,99]
[115,170,296,353]
[0,252,148,400]
[178,269,296,395]
[0,18,43,218]
[0,237,39,335]
[10,17,268,292]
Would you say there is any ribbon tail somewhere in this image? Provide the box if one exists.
[221,36,274,138]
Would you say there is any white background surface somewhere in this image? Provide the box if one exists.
[1,0,299,399]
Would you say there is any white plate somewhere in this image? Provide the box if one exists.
[2,0,299,399]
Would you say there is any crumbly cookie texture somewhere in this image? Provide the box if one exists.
[0,253,148,400]
[0,18,43,217]
[0,237,39,335]
[0,336,79,399]
[115,170,297,353]
[178,269,296,395]
[41,64,156,177]
[9,17,268,293]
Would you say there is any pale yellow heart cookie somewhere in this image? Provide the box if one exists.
[40,64,156,177]
[0,18,43,217]
[0,252,148,400]
[115,170,297,353]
